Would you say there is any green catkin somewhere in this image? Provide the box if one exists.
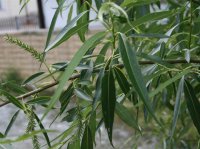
[76,103,84,138]
[4,35,43,62]
[25,105,40,149]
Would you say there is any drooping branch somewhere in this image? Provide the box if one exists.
[0,59,200,107]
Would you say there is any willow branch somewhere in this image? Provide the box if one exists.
[0,59,200,107]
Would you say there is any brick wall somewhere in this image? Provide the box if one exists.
[0,30,96,77]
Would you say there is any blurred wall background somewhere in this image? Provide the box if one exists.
[0,1,101,78]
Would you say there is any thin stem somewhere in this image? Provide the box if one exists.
[1,59,200,107]
[44,61,56,81]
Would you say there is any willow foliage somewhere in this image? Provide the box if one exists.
[0,0,200,148]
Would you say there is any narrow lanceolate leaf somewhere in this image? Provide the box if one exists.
[45,0,65,49]
[113,66,135,103]
[138,53,173,68]
[118,33,159,124]
[130,33,169,39]
[132,10,180,27]
[59,83,74,115]
[0,90,24,109]
[101,69,116,146]
[115,102,140,131]
[4,110,20,137]
[113,66,131,94]
[45,11,88,52]
[0,130,53,144]
[77,1,91,42]
[122,9,181,33]
[95,43,110,65]
[23,72,45,85]
[184,81,200,134]
[81,126,93,149]
[74,88,92,101]
[89,112,96,143]
[42,32,105,120]
[170,77,184,139]
[46,20,92,53]
[149,69,190,98]
[3,82,26,94]
[121,0,159,7]
[27,96,50,105]
[67,4,73,23]
[34,113,51,148]
[92,69,104,110]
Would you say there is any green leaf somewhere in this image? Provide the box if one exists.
[122,9,182,32]
[138,53,173,68]
[118,33,159,125]
[45,20,92,52]
[62,108,77,122]
[0,133,4,138]
[132,9,180,27]
[121,0,159,7]
[45,0,65,49]
[67,4,74,23]
[113,66,135,103]
[23,72,45,85]
[94,0,103,10]
[3,82,26,94]
[101,68,116,146]
[149,69,190,98]
[34,113,51,148]
[130,33,170,38]
[160,42,166,59]
[89,112,96,143]
[0,90,24,109]
[27,96,50,105]
[94,43,110,65]
[19,0,30,13]
[4,110,20,137]
[184,81,200,134]
[79,60,94,80]
[68,139,80,149]
[74,88,92,101]
[77,2,91,42]
[59,83,74,115]
[92,69,104,110]
[42,31,105,120]
[0,130,54,144]
[115,102,140,131]
[45,11,88,52]
[170,77,184,139]
[113,66,131,94]
[81,126,93,149]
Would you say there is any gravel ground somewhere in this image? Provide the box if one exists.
[0,104,157,149]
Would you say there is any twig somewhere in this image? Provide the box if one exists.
[0,59,200,107]
[0,74,80,107]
